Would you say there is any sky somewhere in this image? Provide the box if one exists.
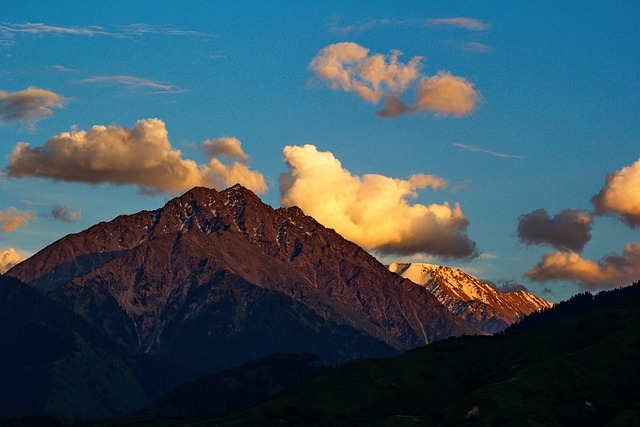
[1,1,639,302]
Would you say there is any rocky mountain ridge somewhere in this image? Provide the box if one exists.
[7,185,479,374]
[389,262,553,333]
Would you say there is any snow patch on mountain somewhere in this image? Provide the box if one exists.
[389,262,553,334]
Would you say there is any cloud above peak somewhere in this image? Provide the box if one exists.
[279,144,476,259]
[0,87,65,129]
[6,118,266,195]
[309,42,480,118]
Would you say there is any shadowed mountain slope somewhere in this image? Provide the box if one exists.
[7,185,478,374]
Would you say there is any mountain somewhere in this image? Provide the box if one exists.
[389,262,553,333]
[182,281,640,427]
[0,275,189,421]
[6,185,478,375]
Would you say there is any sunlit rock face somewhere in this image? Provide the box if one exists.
[7,185,478,374]
[389,262,553,334]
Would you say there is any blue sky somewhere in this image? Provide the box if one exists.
[1,1,639,302]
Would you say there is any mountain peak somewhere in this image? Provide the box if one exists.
[390,262,553,333]
[8,186,479,374]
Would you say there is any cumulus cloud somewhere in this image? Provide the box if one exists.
[0,248,26,273]
[427,18,489,31]
[517,209,592,252]
[413,72,480,117]
[6,118,266,195]
[51,205,82,223]
[309,42,422,103]
[309,42,480,119]
[279,144,476,258]
[591,157,640,227]
[0,207,36,232]
[525,243,640,291]
[200,137,249,163]
[0,87,65,128]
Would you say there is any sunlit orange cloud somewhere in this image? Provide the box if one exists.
[414,72,480,117]
[0,248,26,274]
[592,157,640,227]
[525,243,640,291]
[7,118,267,195]
[308,43,480,119]
[0,87,65,129]
[0,207,36,232]
[309,42,422,103]
[279,144,476,258]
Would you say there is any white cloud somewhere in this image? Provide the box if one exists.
[0,87,65,128]
[591,157,640,227]
[7,118,266,195]
[0,248,26,273]
[279,144,476,258]
[525,243,640,291]
[0,207,36,232]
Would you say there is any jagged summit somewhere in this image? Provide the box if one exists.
[389,262,553,334]
[8,185,479,374]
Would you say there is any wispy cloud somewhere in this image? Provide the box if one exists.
[330,18,396,34]
[78,75,183,94]
[330,17,490,34]
[427,18,489,31]
[451,143,523,158]
[0,22,114,38]
[51,64,78,73]
[121,23,214,37]
[460,42,492,53]
[0,22,215,46]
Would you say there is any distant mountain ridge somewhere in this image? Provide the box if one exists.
[389,262,553,333]
[7,185,478,376]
